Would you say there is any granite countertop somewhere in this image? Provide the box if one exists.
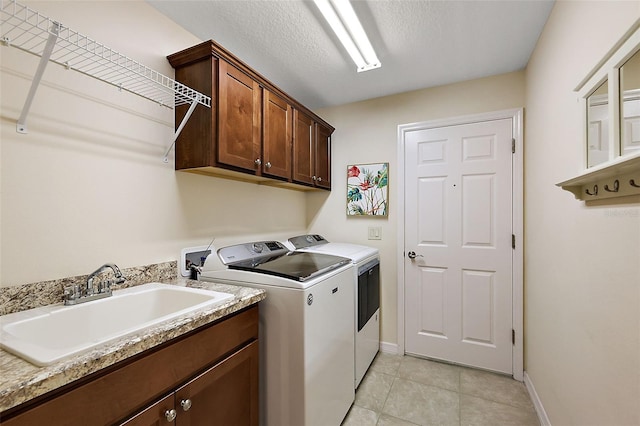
[0,278,266,413]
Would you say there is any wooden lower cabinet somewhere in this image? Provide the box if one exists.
[118,394,175,426]
[121,341,258,426]
[0,306,259,426]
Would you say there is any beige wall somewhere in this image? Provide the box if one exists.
[312,72,525,344]
[3,1,639,423]
[0,1,306,286]
[524,1,640,425]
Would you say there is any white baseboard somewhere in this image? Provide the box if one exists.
[524,371,551,426]
[379,341,399,354]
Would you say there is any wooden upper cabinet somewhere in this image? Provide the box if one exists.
[167,40,334,190]
[293,109,332,189]
[315,123,332,189]
[218,61,261,173]
[263,90,292,180]
[293,109,315,186]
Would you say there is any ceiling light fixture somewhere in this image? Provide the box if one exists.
[314,0,381,72]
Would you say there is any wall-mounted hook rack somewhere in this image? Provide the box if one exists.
[0,0,211,158]
[604,179,619,192]
[585,185,598,196]
[557,152,640,201]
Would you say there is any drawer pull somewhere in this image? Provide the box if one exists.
[180,398,192,411]
[165,409,177,422]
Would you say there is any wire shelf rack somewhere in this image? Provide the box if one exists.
[1,0,210,155]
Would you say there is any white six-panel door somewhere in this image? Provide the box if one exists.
[403,117,514,374]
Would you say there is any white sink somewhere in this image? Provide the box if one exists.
[0,283,234,366]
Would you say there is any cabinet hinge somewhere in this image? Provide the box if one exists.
[512,234,515,249]
[512,138,516,154]
[512,329,515,345]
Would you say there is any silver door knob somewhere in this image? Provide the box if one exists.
[407,251,423,259]
[265,161,272,169]
[312,175,317,181]
[254,158,262,166]
[180,399,192,411]
[165,409,177,422]
[317,177,322,182]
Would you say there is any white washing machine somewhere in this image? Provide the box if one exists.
[200,240,355,426]
[286,235,380,388]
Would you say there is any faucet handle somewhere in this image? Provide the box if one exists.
[63,284,80,301]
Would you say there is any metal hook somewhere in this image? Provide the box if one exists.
[585,184,598,196]
[630,179,640,188]
[604,179,619,193]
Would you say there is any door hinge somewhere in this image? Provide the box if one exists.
[512,234,515,249]
[512,138,515,154]
[512,329,515,345]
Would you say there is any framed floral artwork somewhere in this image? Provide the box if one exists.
[347,163,389,216]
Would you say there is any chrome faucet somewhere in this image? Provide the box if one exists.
[63,263,125,305]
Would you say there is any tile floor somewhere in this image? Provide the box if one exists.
[342,353,539,426]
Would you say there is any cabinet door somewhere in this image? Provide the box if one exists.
[175,341,258,426]
[292,109,315,186]
[118,394,175,426]
[315,123,332,189]
[218,60,261,172]
[263,89,292,180]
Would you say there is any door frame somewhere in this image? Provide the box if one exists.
[396,108,524,381]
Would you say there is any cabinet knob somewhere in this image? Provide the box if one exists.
[317,177,322,182]
[165,409,177,422]
[180,398,192,412]
[255,158,262,166]
[312,175,317,181]
[265,161,272,169]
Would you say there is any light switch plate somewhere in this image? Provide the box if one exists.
[368,226,382,240]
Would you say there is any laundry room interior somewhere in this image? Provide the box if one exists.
[1,1,639,425]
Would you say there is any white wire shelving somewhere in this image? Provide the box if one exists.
[0,0,211,161]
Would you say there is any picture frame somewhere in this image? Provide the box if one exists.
[346,162,389,216]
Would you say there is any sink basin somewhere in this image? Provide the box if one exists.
[0,283,234,366]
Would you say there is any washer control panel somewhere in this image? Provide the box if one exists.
[288,234,328,249]
[218,241,289,265]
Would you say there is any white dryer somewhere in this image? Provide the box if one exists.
[200,240,355,426]
[287,235,380,388]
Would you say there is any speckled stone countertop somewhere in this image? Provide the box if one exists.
[0,278,265,413]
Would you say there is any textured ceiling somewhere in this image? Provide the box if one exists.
[148,0,554,110]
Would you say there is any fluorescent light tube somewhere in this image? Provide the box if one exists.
[314,0,381,72]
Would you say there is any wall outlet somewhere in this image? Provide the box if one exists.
[368,226,382,240]
[180,246,213,278]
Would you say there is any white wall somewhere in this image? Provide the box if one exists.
[312,71,525,344]
[0,1,306,286]
[524,1,640,424]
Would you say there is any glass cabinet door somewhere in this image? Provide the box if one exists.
[620,49,640,157]
[587,80,609,167]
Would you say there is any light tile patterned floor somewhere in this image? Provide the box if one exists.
[342,353,540,426]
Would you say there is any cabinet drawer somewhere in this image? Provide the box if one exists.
[1,306,258,426]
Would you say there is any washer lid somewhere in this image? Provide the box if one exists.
[296,243,378,264]
[228,251,350,282]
